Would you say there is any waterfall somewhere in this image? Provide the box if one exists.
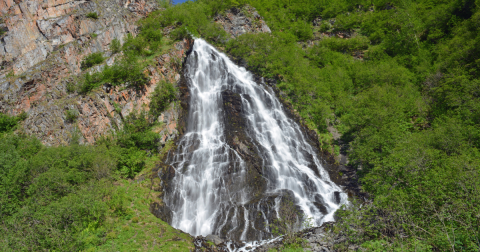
[163,39,347,242]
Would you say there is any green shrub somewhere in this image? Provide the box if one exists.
[0,135,118,250]
[81,52,105,70]
[122,27,162,57]
[318,21,332,32]
[86,12,98,19]
[143,0,230,43]
[110,38,121,54]
[316,36,370,53]
[66,81,77,93]
[149,81,176,118]
[79,22,164,94]
[157,0,171,9]
[79,56,149,93]
[0,113,18,133]
[80,72,102,93]
[0,112,27,133]
[102,56,149,88]
[65,109,78,123]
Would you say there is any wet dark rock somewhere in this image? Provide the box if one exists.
[150,202,173,224]
[206,234,224,246]
[193,235,230,252]
[333,191,342,204]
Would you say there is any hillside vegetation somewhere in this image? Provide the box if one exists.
[151,0,480,250]
[223,0,480,250]
[1,0,479,251]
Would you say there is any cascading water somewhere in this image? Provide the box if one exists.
[163,39,347,242]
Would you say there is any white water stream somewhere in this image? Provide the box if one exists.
[164,39,347,242]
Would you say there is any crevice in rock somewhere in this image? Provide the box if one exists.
[35,20,48,40]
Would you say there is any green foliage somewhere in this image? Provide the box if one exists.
[142,0,232,43]
[149,81,176,118]
[122,28,162,57]
[95,110,161,179]
[2,0,480,250]
[0,104,173,250]
[79,19,168,93]
[80,55,149,93]
[0,113,19,133]
[66,81,77,93]
[0,112,26,134]
[316,36,369,53]
[81,52,105,70]
[86,12,98,19]
[157,0,171,9]
[110,38,121,54]
[101,56,149,87]
[0,134,118,250]
[224,0,480,250]
[65,109,79,123]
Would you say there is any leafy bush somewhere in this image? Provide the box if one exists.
[316,36,370,53]
[81,52,105,70]
[0,112,27,133]
[0,134,119,250]
[66,81,77,93]
[149,81,176,118]
[79,17,169,93]
[142,0,231,43]
[65,109,78,123]
[122,30,162,57]
[0,104,166,249]
[224,0,480,250]
[102,56,149,88]
[0,113,19,133]
[110,38,121,54]
[86,12,98,19]
[79,55,149,93]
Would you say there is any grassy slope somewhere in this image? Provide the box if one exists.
[93,179,193,252]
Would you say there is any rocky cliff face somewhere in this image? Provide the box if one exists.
[0,0,188,145]
[0,0,156,75]
[0,1,271,146]
[214,5,271,38]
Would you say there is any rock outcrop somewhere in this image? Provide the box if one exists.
[22,38,191,145]
[0,0,156,75]
[0,0,197,145]
[0,2,270,146]
[214,5,271,38]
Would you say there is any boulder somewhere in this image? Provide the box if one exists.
[206,234,224,246]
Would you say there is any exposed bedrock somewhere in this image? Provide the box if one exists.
[0,3,270,146]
